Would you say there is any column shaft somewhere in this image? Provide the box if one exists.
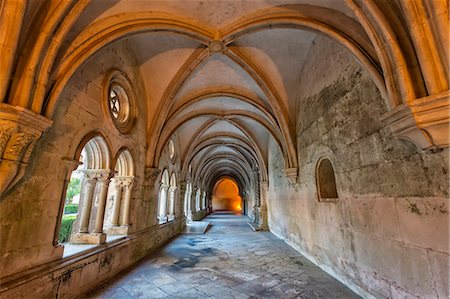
[79,178,96,233]
[93,178,110,233]
[111,182,122,226]
[121,185,133,226]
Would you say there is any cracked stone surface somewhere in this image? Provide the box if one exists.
[87,212,359,298]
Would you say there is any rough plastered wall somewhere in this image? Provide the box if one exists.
[0,39,185,298]
[267,35,449,299]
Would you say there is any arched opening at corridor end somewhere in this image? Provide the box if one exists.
[212,178,242,213]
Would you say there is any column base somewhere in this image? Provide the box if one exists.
[247,221,268,231]
[70,232,106,244]
[158,216,168,224]
[106,225,129,235]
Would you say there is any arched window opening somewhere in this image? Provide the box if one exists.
[158,169,170,224]
[201,191,207,210]
[212,178,242,213]
[168,139,175,161]
[58,135,112,256]
[107,149,135,235]
[184,182,192,219]
[316,158,338,202]
[195,188,201,211]
[168,173,177,221]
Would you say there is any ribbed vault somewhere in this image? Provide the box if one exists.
[1,0,447,202]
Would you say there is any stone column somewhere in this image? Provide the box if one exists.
[179,181,187,218]
[258,180,269,230]
[168,186,177,220]
[186,184,192,221]
[143,167,161,203]
[195,188,201,211]
[110,177,123,226]
[78,174,97,233]
[158,185,169,223]
[201,192,206,210]
[93,174,111,233]
[189,187,198,221]
[121,177,135,226]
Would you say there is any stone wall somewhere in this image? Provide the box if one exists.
[0,38,185,296]
[267,36,449,299]
[0,218,185,299]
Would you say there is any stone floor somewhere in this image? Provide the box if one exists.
[87,212,359,298]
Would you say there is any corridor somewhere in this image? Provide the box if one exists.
[88,213,359,298]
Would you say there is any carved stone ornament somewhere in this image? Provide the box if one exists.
[283,168,298,186]
[145,167,160,183]
[114,175,135,189]
[208,40,226,54]
[0,104,52,198]
[381,90,450,150]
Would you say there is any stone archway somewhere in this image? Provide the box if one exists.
[212,177,242,213]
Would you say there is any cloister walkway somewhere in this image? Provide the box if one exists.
[88,212,359,298]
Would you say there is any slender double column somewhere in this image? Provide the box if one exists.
[110,178,124,226]
[168,185,177,220]
[78,175,97,233]
[179,181,188,217]
[158,184,169,223]
[73,169,112,244]
[93,176,111,233]
[188,187,198,221]
[201,192,207,210]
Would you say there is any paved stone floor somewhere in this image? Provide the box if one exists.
[87,212,359,298]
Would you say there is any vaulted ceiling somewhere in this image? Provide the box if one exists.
[4,0,442,192]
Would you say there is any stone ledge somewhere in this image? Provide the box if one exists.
[183,221,211,234]
[70,232,106,244]
[247,221,268,232]
[106,226,129,235]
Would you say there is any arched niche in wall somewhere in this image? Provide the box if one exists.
[315,157,338,203]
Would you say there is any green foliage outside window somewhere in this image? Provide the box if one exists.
[66,178,81,204]
[58,215,77,243]
[64,204,78,214]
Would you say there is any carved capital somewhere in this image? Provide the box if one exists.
[83,169,113,180]
[160,184,170,191]
[179,181,187,192]
[382,91,450,149]
[0,104,52,198]
[145,167,160,185]
[122,176,136,190]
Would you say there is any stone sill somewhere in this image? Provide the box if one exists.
[318,197,339,203]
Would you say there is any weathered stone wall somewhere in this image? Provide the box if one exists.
[267,36,449,299]
[0,38,185,295]
[0,218,185,299]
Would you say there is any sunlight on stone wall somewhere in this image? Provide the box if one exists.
[212,179,242,211]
